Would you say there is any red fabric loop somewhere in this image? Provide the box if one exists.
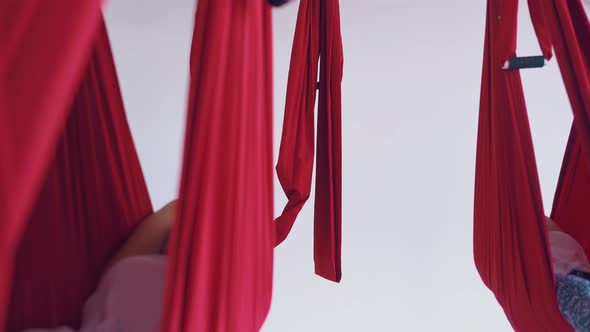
[274,0,343,283]
[474,0,590,330]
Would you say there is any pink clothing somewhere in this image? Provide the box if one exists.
[549,230,590,276]
[23,256,167,332]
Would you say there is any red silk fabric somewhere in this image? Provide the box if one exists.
[474,0,590,330]
[159,0,275,331]
[2,1,276,330]
[4,21,153,332]
[274,0,343,282]
[1,1,104,330]
[549,0,590,276]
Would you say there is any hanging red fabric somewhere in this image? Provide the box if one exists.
[274,0,343,282]
[547,0,590,264]
[159,0,274,331]
[4,20,153,332]
[0,2,104,330]
[4,1,276,331]
[551,128,590,254]
[474,0,590,330]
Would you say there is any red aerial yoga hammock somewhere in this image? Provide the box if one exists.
[474,0,590,330]
[274,0,344,282]
[1,1,116,329]
[6,21,154,330]
[1,0,275,331]
[159,0,275,330]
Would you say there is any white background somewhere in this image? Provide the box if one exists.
[104,1,590,331]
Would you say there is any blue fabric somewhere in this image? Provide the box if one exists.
[557,274,590,332]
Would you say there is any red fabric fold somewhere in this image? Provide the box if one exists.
[0,2,103,330]
[551,127,590,255]
[548,0,590,264]
[5,21,153,332]
[528,0,554,59]
[474,0,590,330]
[313,0,343,283]
[159,0,274,331]
[274,0,343,282]
[545,0,590,157]
[274,0,320,249]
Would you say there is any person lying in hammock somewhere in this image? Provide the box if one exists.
[23,200,178,332]
[547,217,590,332]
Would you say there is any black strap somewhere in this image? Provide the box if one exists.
[505,56,545,70]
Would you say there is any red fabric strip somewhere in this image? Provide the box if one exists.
[551,127,590,256]
[160,1,274,330]
[6,21,153,331]
[548,0,590,268]
[275,0,320,246]
[314,0,343,282]
[274,0,343,282]
[527,0,553,58]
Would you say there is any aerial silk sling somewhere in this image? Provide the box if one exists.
[1,1,113,329]
[274,0,344,282]
[473,0,590,330]
[1,0,274,331]
[7,21,154,330]
[159,0,274,330]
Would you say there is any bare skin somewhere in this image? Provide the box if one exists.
[108,200,177,268]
